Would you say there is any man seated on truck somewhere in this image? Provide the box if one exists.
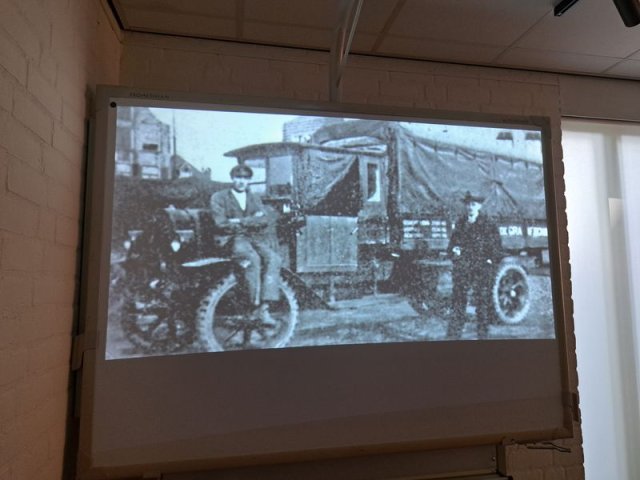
[210,164,281,326]
[447,191,502,340]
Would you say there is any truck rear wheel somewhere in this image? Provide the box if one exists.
[197,274,298,351]
[492,262,530,324]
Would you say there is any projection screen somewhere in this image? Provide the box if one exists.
[76,85,574,479]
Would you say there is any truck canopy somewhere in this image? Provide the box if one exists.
[225,120,547,221]
[312,120,547,220]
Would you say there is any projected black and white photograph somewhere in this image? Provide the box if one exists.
[105,105,555,359]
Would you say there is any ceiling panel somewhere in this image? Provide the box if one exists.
[244,22,333,49]
[497,47,621,74]
[245,0,340,28]
[515,0,640,58]
[110,0,640,81]
[120,8,236,38]
[116,0,236,25]
[356,0,401,35]
[604,59,640,77]
[387,0,552,47]
[379,35,505,64]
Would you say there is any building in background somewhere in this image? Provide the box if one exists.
[283,116,344,143]
[116,106,205,180]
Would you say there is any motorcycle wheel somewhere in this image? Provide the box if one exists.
[197,274,299,351]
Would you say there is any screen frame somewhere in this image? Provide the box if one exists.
[75,84,574,479]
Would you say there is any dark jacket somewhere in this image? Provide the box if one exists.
[448,213,502,271]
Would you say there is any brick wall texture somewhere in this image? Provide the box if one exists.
[0,2,584,479]
[0,0,121,479]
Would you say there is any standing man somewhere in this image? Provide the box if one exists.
[210,164,281,325]
[447,191,502,340]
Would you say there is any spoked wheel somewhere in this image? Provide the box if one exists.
[197,274,298,351]
[492,262,531,324]
[121,288,191,354]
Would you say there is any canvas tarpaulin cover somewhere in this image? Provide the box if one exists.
[394,127,547,220]
[295,148,362,215]
[310,121,547,221]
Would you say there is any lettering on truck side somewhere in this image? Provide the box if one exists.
[499,225,524,236]
[527,226,548,237]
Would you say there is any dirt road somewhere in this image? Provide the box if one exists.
[289,274,555,346]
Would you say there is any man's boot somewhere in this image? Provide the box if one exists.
[258,303,277,327]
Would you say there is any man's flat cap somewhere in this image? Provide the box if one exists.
[230,164,253,178]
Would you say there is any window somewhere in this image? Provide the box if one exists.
[142,143,159,152]
[141,165,161,179]
[244,158,267,195]
[563,119,640,480]
[268,155,293,196]
[525,132,541,141]
[366,161,381,202]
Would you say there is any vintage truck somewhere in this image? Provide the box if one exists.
[113,120,550,353]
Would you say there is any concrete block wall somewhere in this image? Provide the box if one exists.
[120,33,583,480]
[0,0,121,479]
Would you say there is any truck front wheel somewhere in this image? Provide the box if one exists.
[492,262,530,324]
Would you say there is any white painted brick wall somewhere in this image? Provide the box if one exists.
[0,1,121,480]
[0,112,43,170]
[7,159,48,206]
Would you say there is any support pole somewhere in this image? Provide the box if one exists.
[329,0,363,102]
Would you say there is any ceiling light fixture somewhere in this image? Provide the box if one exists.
[554,0,581,16]
[611,0,640,26]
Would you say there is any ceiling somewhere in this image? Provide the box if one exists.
[109,0,640,80]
